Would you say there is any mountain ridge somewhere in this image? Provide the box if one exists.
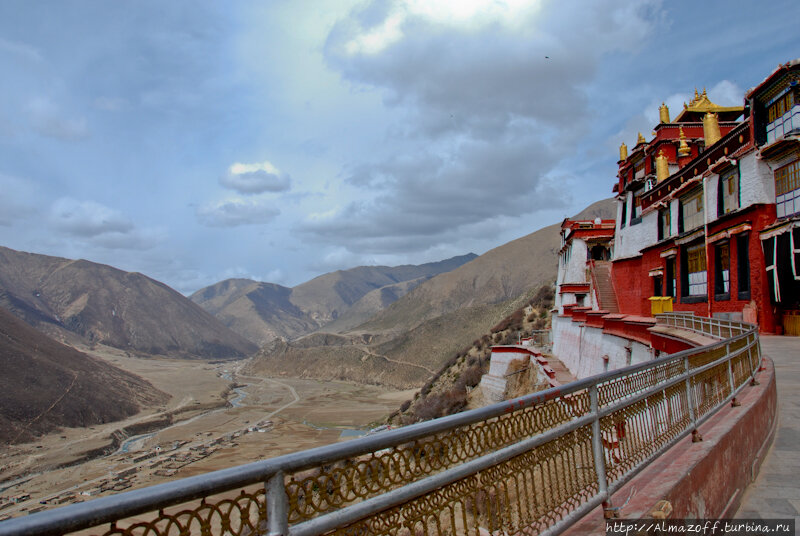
[0,246,258,359]
[190,253,478,345]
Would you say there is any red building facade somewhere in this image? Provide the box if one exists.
[610,60,800,334]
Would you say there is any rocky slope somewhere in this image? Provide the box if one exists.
[0,247,258,359]
[0,306,168,444]
[190,254,477,346]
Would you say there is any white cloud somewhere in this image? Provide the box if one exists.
[0,173,39,226]
[47,198,163,251]
[196,197,280,227]
[219,160,291,194]
[50,198,133,237]
[28,97,89,141]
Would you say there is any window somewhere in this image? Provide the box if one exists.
[631,189,644,225]
[714,242,730,299]
[665,257,676,298]
[737,233,750,300]
[768,91,794,123]
[620,200,627,228]
[718,167,739,215]
[682,243,707,298]
[775,159,800,218]
[680,188,704,232]
[653,275,663,297]
[658,208,671,240]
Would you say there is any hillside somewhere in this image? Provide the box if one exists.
[245,198,616,387]
[190,254,477,346]
[0,246,258,359]
[0,306,168,444]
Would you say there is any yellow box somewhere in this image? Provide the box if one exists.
[649,296,673,315]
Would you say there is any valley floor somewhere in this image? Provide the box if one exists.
[0,344,413,519]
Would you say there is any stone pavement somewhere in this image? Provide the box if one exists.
[736,335,800,528]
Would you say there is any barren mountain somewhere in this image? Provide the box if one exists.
[0,306,168,444]
[246,198,615,387]
[190,254,477,346]
[0,247,258,359]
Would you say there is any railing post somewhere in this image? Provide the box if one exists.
[266,471,289,536]
[726,343,741,407]
[684,355,702,442]
[590,386,614,517]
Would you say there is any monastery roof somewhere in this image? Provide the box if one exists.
[673,88,743,123]
[746,58,800,101]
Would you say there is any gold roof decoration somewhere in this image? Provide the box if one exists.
[637,132,646,145]
[678,127,691,156]
[659,102,670,123]
[619,142,628,161]
[674,87,743,122]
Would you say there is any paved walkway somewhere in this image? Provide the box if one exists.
[736,335,800,526]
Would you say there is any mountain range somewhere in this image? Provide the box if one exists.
[189,254,477,346]
[243,198,616,388]
[0,246,257,359]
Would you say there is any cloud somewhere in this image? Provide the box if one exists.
[196,197,280,227]
[219,160,291,194]
[325,0,660,138]
[305,0,660,255]
[0,37,43,63]
[93,96,129,111]
[50,198,134,237]
[28,98,89,141]
[0,173,39,226]
[300,134,567,253]
[48,197,163,250]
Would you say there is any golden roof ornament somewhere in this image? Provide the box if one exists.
[659,102,670,123]
[656,149,669,183]
[619,142,628,161]
[678,127,691,156]
[637,132,646,145]
[703,112,721,147]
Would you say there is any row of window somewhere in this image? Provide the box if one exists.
[654,234,750,302]
[767,89,795,123]
[653,167,741,240]
[624,157,798,236]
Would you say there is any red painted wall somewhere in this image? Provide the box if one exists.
[612,204,779,333]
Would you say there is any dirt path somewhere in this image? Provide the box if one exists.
[363,348,436,375]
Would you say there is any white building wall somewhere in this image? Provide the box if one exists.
[738,150,776,207]
[615,208,657,259]
[564,239,588,283]
[551,316,655,380]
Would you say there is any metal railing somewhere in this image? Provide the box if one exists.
[0,313,762,536]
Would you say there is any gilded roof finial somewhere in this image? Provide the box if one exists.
[678,127,691,156]
[637,132,646,145]
[694,88,699,100]
[656,149,669,183]
[619,142,628,161]
[703,112,721,147]
[659,102,670,123]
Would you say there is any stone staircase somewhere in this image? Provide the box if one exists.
[591,261,619,313]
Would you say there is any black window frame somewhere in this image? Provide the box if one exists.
[737,233,751,300]
[714,241,731,301]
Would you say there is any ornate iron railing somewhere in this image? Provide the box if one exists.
[0,312,762,536]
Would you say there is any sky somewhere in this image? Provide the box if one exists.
[1,1,798,294]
